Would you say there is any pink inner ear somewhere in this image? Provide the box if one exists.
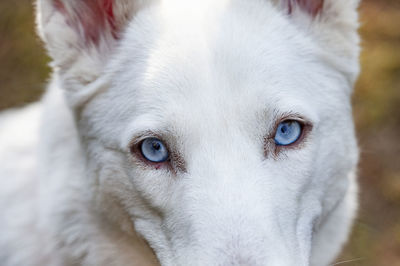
[54,0,118,45]
[287,0,324,17]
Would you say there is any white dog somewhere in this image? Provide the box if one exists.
[0,0,360,265]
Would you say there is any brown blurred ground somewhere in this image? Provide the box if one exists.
[0,1,399,265]
[338,1,400,265]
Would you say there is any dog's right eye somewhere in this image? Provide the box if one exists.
[139,137,169,163]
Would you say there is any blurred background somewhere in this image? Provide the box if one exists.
[0,0,399,265]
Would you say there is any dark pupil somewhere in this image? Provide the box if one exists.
[281,124,288,134]
[152,142,161,151]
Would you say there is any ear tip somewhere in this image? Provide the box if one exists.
[286,0,324,17]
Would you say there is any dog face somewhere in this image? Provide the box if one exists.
[37,0,360,265]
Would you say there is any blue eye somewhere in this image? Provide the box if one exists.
[140,138,169,163]
[274,121,302,146]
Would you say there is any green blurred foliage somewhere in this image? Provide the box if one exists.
[0,1,399,265]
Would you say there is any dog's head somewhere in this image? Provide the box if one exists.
[37,0,360,265]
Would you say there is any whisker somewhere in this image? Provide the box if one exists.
[330,258,364,265]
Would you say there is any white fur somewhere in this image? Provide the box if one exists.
[0,0,360,265]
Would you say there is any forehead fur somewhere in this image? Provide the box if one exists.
[83,0,352,146]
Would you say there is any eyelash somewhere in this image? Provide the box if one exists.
[266,118,312,156]
[129,135,186,172]
[276,120,304,145]
[129,135,169,164]
[129,117,312,165]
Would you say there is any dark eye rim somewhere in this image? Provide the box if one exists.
[129,135,171,168]
[139,137,169,163]
[273,119,310,148]
[265,116,313,156]
[274,120,304,146]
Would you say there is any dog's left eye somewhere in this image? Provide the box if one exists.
[140,138,169,163]
[274,120,302,146]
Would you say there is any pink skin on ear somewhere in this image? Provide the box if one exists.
[53,0,118,45]
[286,0,324,17]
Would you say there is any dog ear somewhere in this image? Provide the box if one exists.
[276,0,361,83]
[282,0,324,17]
[36,0,153,105]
